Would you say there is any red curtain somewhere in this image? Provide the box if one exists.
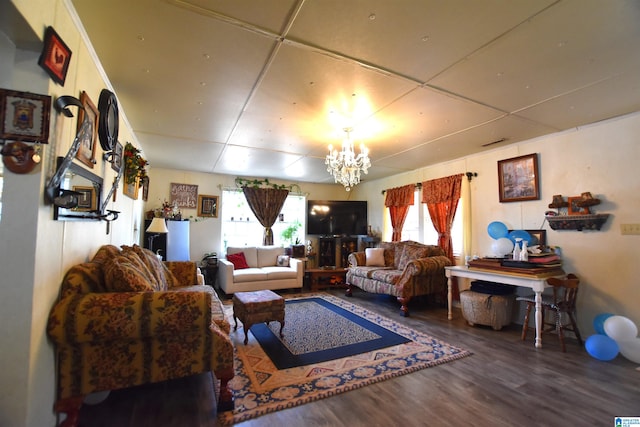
[242,187,289,245]
[384,184,415,242]
[421,174,463,261]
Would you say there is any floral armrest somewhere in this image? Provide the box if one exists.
[165,261,198,287]
[348,252,366,267]
[402,255,453,276]
[47,289,214,345]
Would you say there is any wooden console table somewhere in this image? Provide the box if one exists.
[306,267,348,291]
[445,266,565,348]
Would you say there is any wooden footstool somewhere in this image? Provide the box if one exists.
[232,290,285,345]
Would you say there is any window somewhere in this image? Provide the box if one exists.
[401,189,462,257]
[220,190,305,252]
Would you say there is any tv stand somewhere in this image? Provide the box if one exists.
[317,236,358,268]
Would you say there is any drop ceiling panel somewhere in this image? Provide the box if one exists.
[378,115,558,170]
[213,145,303,178]
[229,43,417,152]
[430,0,640,114]
[171,0,299,34]
[73,0,277,142]
[287,0,556,82]
[517,71,640,130]
[136,133,225,173]
[360,86,506,160]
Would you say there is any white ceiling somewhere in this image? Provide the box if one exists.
[70,0,640,186]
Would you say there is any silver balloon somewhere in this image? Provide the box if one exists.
[491,237,514,256]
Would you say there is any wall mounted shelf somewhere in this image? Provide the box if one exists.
[546,214,610,231]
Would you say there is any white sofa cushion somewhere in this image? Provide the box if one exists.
[232,268,268,283]
[263,266,297,280]
[228,246,258,268]
[257,246,285,267]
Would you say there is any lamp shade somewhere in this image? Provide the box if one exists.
[146,217,168,234]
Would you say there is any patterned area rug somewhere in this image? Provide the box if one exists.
[250,297,411,369]
[218,293,471,426]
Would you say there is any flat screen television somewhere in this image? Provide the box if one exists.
[307,200,368,236]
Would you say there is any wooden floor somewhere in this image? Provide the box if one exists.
[78,288,638,427]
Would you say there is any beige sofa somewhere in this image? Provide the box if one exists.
[218,245,303,294]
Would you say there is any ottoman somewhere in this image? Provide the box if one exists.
[460,290,515,331]
[233,290,285,345]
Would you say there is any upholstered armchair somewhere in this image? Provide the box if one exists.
[47,245,234,426]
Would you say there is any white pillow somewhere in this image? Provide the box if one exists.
[365,248,385,267]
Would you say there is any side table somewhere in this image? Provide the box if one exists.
[202,265,218,288]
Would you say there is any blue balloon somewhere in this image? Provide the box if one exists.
[593,313,614,335]
[487,221,508,239]
[508,230,533,245]
[585,334,619,361]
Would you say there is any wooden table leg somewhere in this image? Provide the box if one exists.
[447,276,453,320]
[534,290,543,348]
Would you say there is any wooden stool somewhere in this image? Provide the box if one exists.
[232,290,285,345]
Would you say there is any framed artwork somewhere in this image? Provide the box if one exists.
[124,177,139,200]
[568,196,589,215]
[111,141,123,172]
[497,153,540,203]
[509,229,547,247]
[0,89,51,142]
[75,91,98,168]
[38,26,72,86]
[197,195,218,218]
[170,182,198,208]
[73,186,97,211]
[141,176,150,201]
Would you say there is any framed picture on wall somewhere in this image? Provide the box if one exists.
[38,26,72,85]
[124,177,139,200]
[73,186,97,211]
[197,195,218,218]
[497,153,540,203]
[75,91,98,168]
[0,89,51,142]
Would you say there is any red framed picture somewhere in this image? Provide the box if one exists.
[38,27,72,86]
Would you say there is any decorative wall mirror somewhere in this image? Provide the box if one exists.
[53,157,103,221]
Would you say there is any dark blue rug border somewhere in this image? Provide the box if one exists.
[250,297,411,370]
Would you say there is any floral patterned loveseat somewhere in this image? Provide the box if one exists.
[47,244,234,426]
[346,240,453,316]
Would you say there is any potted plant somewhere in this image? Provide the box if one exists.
[281,220,305,257]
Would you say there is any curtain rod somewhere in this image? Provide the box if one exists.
[381,172,477,194]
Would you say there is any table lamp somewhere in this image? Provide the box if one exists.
[146,217,168,255]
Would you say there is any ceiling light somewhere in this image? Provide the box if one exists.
[325,127,371,191]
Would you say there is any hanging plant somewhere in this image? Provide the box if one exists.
[123,142,148,184]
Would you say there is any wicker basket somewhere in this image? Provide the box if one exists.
[460,290,515,331]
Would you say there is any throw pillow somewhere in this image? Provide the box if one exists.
[365,248,385,266]
[227,252,250,270]
[276,255,290,267]
[104,256,155,292]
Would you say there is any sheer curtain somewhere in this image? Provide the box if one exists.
[384,184,415,242]
[242,187,289,245]
[421,174,463,261]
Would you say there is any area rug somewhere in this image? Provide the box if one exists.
[251,297,411,369]
[218,293,471,426]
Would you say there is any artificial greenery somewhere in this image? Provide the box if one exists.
[123,142,148,184]
[235,177,301,193]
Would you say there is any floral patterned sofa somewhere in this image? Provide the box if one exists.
[47,244,234,427]
[346,240,453,316]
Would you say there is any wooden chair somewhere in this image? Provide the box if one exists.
[517,273,583,352]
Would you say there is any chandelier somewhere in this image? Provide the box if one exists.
[325,127,371,191]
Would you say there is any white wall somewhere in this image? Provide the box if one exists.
[1,1,145,425]
[144,169,354,260]
[352,111,640,337]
